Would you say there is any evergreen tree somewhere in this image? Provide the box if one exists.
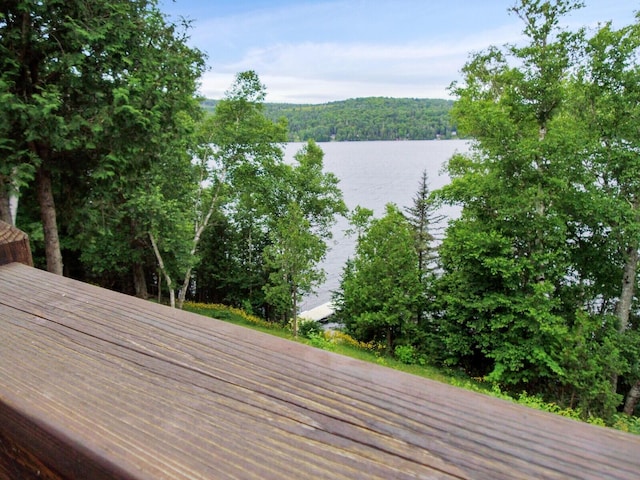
[405,170,442,276]
[334,204,422,352]
[1,0,205,279]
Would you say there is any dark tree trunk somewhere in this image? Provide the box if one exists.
[36,166,63,275]
[0,185,11,225]
[133,262,148,299]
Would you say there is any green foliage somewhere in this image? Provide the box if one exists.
[306,333,336,351]
[557,312,624,420]
[405,170,442,276]
[394,345,426,366]
[298,319,324,338]
[192,71,290,312]
[430,0,640,420]
[2,0,205,283]
[612,413,640,435]
[334,204,423,351]
[184,302,280,331]
[263,202,326,323]
[262,140,346,327]
[203,97,456,142]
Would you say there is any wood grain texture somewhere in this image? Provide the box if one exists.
[0,262,639,479]
[0,221,32,267]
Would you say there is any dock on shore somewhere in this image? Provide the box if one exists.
[299,302,335,322]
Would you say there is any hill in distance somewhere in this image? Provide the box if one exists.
[201,97,456,142]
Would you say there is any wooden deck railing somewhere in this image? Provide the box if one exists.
[0,220,32,267]
[0,228,639,479]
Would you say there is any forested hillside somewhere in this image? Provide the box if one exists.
[201,97,456,141]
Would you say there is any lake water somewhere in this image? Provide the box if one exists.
[283,139,471,312]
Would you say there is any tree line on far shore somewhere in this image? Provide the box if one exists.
[202,97,456,142]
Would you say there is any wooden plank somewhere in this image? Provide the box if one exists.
[0,262,639,479]
[0,221,32,267]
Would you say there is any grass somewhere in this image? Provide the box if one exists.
[183,301,640,435]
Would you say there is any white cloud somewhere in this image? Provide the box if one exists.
[186,0,635,104]
[198,23,522,103]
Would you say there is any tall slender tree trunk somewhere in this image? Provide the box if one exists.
[623,380,640,416]
[615,199,639,333]
[611,244,638,397]
[615,244,638,333]
[292,287,298,337]
[622,380,640,415]
[149,231,175,308]
[615,200,639,409]
[9,189,18,226]
[177,271,192,310]
[36,166,63,275]
[176,174,224,310]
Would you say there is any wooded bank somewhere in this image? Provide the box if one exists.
[201,97,456,142]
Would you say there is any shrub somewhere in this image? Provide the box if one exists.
[394,344,427,365]
[395,345,417,364]
[307,333,336,351]
[298,319,323,338]
[329,330,384,353]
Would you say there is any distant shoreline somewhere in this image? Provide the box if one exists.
[202,97,457,143]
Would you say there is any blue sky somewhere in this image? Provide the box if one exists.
[159,0,637,104]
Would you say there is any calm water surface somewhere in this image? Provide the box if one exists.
[283,139,471,311]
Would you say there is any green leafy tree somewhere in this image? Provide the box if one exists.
[334,204,422,352]
[570,14,640,414]
[433,1,640,419]
[433,0,586,391]
[209,71,288,312]
[263,203,326,335]
[136,71,287,308]
[1,0,205,278]
[263,140,346,333]
[189,71,291,312]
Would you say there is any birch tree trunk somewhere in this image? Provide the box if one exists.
[615,200,640,333]
[615,244,638,333]
[176,176,224,309]
[149,232,175,308]
[292,287,298,338]
[615,201,639,409]
[623,380,640,416]
[618,242,640,414]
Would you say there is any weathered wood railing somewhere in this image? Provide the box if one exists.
[0,220,32,267]
[0,227,639,479]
